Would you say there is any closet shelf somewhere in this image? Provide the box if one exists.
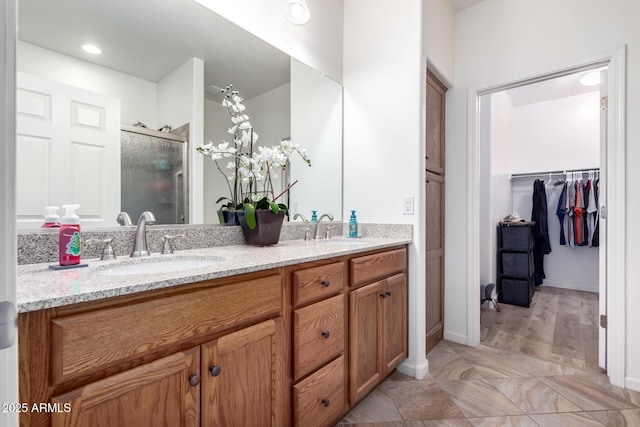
[509,168,599,181]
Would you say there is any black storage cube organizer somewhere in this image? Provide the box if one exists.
[500,252,534,277]
[498,278,534,307]
[497,222,535,307]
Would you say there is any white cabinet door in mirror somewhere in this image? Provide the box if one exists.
[16,72,121,229]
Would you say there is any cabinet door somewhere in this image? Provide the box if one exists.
[426,69,447,174]
[51,347,200,427]
[381,273,407,375]
[426,171,445,354]
[349,281,382,404]
[201,319,284,427]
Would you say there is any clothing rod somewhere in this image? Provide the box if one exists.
[509,168,600,180]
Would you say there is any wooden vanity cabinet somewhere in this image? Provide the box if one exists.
[19,245,409,427]
[290,260,347,427]
[349,249,407,404]
[19,270,286,427]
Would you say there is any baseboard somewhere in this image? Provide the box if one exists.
[443,330,468,345]
[625,376,640,392]
[398,358,429,380]
[542,282,598,293]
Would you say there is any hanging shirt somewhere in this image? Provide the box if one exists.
[574,181,583,246]
[556,182,567,245]
[592,179,600,247]
[566,179,576,248]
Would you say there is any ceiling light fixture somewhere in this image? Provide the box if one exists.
[82,43,102,55]
[580,71,600,87]
[283,0,310,25]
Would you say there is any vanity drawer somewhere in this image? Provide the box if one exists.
[50,273,282,384]
[292,261,344,307]
[293,355,345,427]
[293,294,344,381]
[350,248,407,286]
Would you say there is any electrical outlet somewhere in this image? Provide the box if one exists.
[402,196,414,215]
[292,200,299,213]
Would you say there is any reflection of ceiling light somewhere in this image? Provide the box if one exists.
[82,43,102,55]
[283,0,310,25]
[580,71,600,86]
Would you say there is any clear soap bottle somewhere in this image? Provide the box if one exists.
[348,210,358,238]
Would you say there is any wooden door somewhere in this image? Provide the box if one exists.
[426,69,447,355]
[16,72,121,229]
[426,171,445,354]
[349,281,381,404]
[426,70,446,174]
[201,319,284,427]
[381,273,407,375]
[51,347,200,427]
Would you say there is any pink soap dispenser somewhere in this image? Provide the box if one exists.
[42,206,61,228]
[59,204,81,266]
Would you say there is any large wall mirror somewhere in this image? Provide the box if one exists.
[16,0,343,230]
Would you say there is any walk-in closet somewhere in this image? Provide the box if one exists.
[479,67,606,372]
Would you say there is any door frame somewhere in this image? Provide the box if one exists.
[1,0,19,425]
[466,46,626,387]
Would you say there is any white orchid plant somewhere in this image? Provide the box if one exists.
[197,85,311,228]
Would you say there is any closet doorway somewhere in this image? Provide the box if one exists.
[468,47,626,386]
[480,67,604,371]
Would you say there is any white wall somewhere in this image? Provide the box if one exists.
[17,41,157,127]
[448,0,640,390]
[157,58,205,225]
[290,59,342,219]
[194,0,343,83]
[344,0,427,377]
[512,92,600,173]
[424,0,455,84]
[479,92,513,287]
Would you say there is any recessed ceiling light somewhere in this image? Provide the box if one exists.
[283,0,310,25]
[580,71,600,87]
[82,43,102,55]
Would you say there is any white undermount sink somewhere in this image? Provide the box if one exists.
[95,257,224,277]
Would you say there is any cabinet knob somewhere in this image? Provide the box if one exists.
[321,279,330,288]
[209,365,222,377]
[321,398,330,408]
[188,374,201,386]
[385,291,392,297]
[321,331,331,339]
[380,293,387,299]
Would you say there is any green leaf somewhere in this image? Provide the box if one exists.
[277,203,289,217]
[268,201,279,214]
[244,203,256,229]
[216,196,231,204]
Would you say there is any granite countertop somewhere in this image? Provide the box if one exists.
[17,237,411,313]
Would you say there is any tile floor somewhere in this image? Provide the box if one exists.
[337,287,640,426]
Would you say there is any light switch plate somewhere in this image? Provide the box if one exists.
[402,196,414,215]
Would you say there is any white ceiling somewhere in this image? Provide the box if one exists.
[504,69,602,107]
[17,0,290,101]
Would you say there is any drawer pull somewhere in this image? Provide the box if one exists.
[321,398,330,408]
[321,279,330,288]
[380,292,387,299]
[385,291,392,297]
[189,374,201,386]
[321,330,331,339]
[209,365,222,377]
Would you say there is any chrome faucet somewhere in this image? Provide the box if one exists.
[292,213,308,222]
[116,211,133,226]
[130,211,156,257]
[314,213,334,239]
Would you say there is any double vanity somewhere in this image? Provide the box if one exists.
[16,228,411,426]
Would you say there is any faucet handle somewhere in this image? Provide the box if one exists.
[302,227,311,241]
[162,234,185,254]
[325,226,336,239]
[86,238,116,260]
